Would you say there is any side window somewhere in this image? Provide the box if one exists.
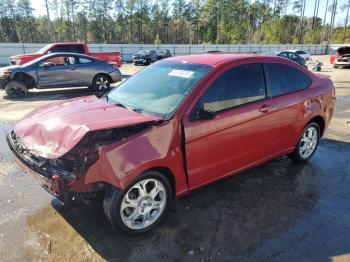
[279,52,288,58]
[50,45,70,53]
[264,63,312,96]
[69,45,85,54]
[78,57,93,64]
[196,63,266,113]
[43,56,76,66]
[289,53,298,60]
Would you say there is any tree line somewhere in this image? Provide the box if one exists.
[0,0,349,45]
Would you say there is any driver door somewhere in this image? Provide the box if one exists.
[36,55,78,88]
[182,62,279,189]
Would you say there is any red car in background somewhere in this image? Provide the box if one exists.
[9,42,122,67]
[7,54,335,234]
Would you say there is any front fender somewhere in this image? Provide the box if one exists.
[85,119,188,196]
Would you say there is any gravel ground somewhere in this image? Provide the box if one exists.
[0,57,350,262]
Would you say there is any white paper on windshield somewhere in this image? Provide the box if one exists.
[168,70,194,78]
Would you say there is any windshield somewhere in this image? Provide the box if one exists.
[36,44,53,54]
[106,61,212,119]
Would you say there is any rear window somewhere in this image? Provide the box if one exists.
[78,57,94,63]
[264,63,312,96]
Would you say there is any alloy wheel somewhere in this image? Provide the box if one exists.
[120,178,166,230]
[299,126,318,159]
[95,77,110,91]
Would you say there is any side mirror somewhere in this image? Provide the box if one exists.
[190,108,215,121]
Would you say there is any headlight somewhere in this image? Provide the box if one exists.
[0,70,12,78]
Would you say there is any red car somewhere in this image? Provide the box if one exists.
[9,42,122,68]
[7,54,335,234]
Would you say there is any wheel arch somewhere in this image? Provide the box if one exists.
[307,115,325,137]
[143,166,176,197]
[12,72,35,88]
[93,73,112,83]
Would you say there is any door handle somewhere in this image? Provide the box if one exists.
[259,104,273,113]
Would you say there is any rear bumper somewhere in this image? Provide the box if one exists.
[334,61,350,66]
[132,58,147,64]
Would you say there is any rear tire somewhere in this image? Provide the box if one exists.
[288,122,320,162]
[5,80,28,97]
[103,170,172,234]
[92,74,111,92]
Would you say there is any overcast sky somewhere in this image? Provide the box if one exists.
[30,0,349,27]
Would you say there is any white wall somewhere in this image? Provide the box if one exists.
[0,43,341,65]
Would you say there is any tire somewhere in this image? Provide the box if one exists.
[92,74,111,92]
[333,63,338,68]
[103,170,172,234]
[5,80,28,97]
[288,122,320,162]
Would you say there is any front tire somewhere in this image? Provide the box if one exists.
[103,170,172,234]
[92,74,111,92]
[5,80,28,97]
[288,122,320,162]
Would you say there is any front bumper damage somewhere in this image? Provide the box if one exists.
[6,131,103,203]
[0,78,9,89]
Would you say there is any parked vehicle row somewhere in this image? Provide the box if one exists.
[7,53,335,234]
[0,53,122,97]
[132,49,171,65]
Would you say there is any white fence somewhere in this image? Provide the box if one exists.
[0,43,344,65]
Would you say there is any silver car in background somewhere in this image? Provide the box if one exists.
[0,52,122,97]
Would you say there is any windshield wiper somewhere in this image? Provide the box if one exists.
[115,102,140,112]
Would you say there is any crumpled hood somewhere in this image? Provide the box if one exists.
[14,95,161,159]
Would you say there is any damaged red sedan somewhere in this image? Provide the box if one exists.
[7,54,335,233]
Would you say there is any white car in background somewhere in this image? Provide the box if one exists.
[286,50,311,60]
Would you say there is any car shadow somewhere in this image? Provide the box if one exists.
[52,155,324,261]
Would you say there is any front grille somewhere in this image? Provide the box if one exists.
[8,131,46,167]
[338,59,348,62]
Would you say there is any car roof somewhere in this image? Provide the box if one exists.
[164,53,290,66]
[41,52,95,59]
[50,42,84,45]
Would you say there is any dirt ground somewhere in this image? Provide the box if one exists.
[0,56,350,262]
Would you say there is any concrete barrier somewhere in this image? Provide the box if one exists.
[0,43,343,65]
